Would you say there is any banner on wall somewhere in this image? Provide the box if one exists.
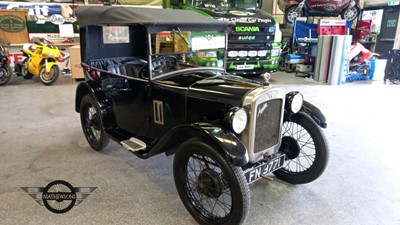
[361,9,384,35]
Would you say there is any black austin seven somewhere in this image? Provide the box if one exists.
[75,6,329,225]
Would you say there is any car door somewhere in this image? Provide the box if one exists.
[105,77,151,136]
[148,79,188,138]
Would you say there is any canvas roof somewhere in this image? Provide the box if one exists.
[76,6,233,29]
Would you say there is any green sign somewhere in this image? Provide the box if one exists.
[235,26,260,32]
[0,15,26,33]
[387,19,397,28]
[388,1,400,6]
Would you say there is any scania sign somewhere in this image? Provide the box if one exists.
[235,26,260,32]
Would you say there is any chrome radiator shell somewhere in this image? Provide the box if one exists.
[240,87,286,163]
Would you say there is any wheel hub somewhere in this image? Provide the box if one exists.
[196,168,223,198]
[89,114,100,130]
[279,136,301,159]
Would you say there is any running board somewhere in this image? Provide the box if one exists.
[120,138,147,152]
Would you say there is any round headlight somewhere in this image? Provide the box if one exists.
[286,92,303,113]
[238,51,248,57]
[257,50,267,57]
[217,60,224,68]
[248,51,257,57]
[228,51,238,58]
[228,108,248,134]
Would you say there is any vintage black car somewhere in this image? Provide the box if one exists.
[75,6,328,225]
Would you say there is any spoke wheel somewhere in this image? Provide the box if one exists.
[174,139,250,225]
[39,65,60,85]
[274,113,329,184]
[0,64,12,86]
[80,95,109,151]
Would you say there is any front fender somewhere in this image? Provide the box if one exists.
[149,123,249,166]
[300,100,327,128]
[45,61,58,72]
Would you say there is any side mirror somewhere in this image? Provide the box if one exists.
[259,0,263,8]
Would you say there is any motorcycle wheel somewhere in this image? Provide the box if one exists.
[21,58,33,79]
[273,112,329,184]
[39,65,60,86]
[80,94,110,151]
[0,64,13,86]
[174,138,250,225]
[341,5,360,21]
[285,6,302,24]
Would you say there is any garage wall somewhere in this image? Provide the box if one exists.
[365,0,394,7]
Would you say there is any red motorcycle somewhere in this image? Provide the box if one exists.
[278,0,361,24]
[349,42,380,75]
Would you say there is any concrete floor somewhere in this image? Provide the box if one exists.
[1,73,400,225]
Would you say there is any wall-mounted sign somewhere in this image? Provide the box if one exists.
[387,19,397,28]
[388,1,400,6]
[0,14,26,32]
[0,4,62,17]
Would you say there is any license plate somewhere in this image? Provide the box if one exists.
[236,64,254,70]
[244,153,286,184]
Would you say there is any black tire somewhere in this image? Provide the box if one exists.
[174,139,250,225]
[40,65,60,85]
[80,95,110,151]
[278,56,287,71]
[0,64,13,86]
[285,5,302,24]
[341,5,360,21]
[274,113,329,184]
[21,58,33,79]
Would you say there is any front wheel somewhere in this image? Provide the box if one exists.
[341,5,360,21]
[274,113,329,184]
[0,64,13,86]
[174,139,250,225]
[80,95,110,151]
[39,64,60,85]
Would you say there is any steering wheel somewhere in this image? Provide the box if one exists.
[139,55,178,79]
[153,55,177,71]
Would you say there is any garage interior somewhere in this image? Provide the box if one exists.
[1,0,400,224]
[1,73,399,224]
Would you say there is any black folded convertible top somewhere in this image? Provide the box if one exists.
[76,6,232,28]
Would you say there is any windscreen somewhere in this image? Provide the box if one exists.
[191,0,260,10]
[150,29,226,78]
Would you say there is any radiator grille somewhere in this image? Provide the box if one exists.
[254,99,283,153]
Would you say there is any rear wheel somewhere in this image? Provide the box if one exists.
[341,5,360,21]
[0,64,13,86]
[274,113,329,184]
[174,139,250,225]
[80,95,110,151]
[285,6,302,24]
[39,65,60,85]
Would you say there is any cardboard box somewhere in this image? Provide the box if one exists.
[69,45,84,80]
[296,64,313,72]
